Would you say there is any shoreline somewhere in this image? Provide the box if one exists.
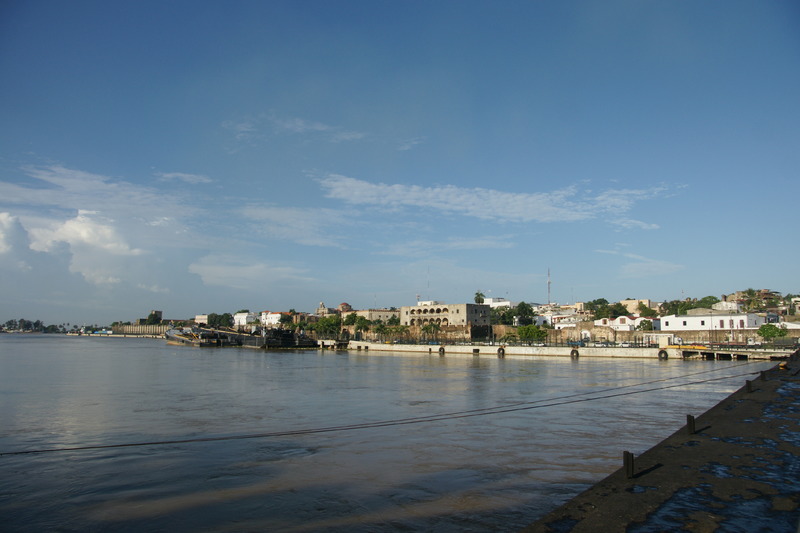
[522,352,800,532]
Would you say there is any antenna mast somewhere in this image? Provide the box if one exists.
[547,268,551,305]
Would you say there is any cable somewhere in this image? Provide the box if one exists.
[0,364,768,457]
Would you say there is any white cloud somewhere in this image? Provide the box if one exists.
[28,211,143,256]
[0,212,15,253]
[137,283,170,294]
[319,174,666,225]
[189,254,315,290]
[240,205,350,247]
[397,137,425,151]
[156,172,213,185]
[611,218,660,230]
[380,236,515,257]
[595,249,684,278]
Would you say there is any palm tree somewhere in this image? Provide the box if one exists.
[474,291,485,304]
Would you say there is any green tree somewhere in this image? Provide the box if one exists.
[757,323,788,343]
[207,313,234,329]
[421,322,441,342]
[387,314,400,326]
[145,312,162,325]
[343,312,358,326]
[517,324,547,344]
[315,315,342,339]
[696,296,721,309]
[637,302,658,318]
[279,313,294,326]
[636,319,654,331]
[474,291,485,304]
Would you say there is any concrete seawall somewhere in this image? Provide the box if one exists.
[522,353,800,532]
[347,341,790,360]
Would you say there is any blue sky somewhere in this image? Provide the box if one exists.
[1,1,798,324]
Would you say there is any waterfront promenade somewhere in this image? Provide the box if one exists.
[522,353,800,532]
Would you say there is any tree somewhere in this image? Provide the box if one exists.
[636,319,654,331]
[343,312,358,326]
[421,322,440,342]
[696,296,720,309]
[207,313,234,329]
[387,314,400,326]
[517,324,547,344]
[235,309,250,314]
[757,323,787,343]
[637,302,658,318]
[279,313,294,326]
[145,312,161,325]
[315,315,342,339]
[474,291,485,304]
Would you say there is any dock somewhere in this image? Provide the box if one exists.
[522,351,800,532]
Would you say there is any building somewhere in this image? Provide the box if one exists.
[659,310,765,332]
[483,297,514,309]
[233,312,259,327]
[261,311,291,327]
[350,308,400,323]
[620,299,656,315]
[399,301,491,327]
[194,314,209,325]
[594,315,659,331]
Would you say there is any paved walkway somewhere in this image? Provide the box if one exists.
[523,357,800,532]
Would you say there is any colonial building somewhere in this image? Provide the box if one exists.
[351,308,400,323]
[399,301,491,327]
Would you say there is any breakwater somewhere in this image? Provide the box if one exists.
[523,351,800,532]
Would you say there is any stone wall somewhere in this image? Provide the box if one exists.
[112,324,170,336]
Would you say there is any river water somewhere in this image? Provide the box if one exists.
[0,335,775,532]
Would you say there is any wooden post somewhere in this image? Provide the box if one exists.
[623,451,635,479]
[687,414,696,435]
[746,380,753,393]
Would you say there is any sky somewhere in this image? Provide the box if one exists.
[1,1,799,325]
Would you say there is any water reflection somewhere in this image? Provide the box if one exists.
[0,336,775,531]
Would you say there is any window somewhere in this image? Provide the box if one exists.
[720,320,724,328]
[701,320,705,326]
[683,321,687,326]
[665,321,669,326]
[739,320,745,328]
[620,318,626,324]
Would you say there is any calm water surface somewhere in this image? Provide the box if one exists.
[0,335,774,531]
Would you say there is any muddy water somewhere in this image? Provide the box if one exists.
[0,335,774,531]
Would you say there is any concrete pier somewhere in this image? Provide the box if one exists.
[522,354,800,532]
[347,341,792,360]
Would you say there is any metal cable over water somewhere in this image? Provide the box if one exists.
[0,360,768,457]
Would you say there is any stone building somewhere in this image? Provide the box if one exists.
[399,301,491,327]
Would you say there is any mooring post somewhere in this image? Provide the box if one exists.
[746,380,753,393]
[623,451,635,479]
[687,414,696,435]
[760,370,767,381]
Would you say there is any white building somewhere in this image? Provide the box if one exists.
[712,301,742,312]
[194,314,209,325]
[233,312,258,327]
[594,315,657,331]
[483,297,514,309]
[659,311,765,332]
[260,311,289,327]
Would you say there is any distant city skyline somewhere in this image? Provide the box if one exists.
[2,1,798,324]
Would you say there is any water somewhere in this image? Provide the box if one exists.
[0,335,775,532]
